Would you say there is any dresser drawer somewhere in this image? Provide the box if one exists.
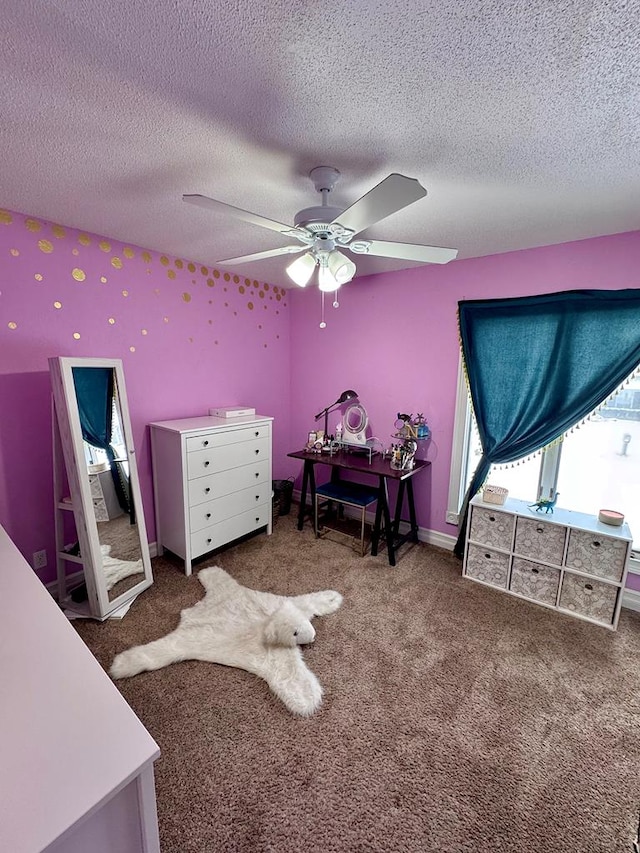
[464,544,511,589]
[190,505,271,559]
[514,516,566,566]
[509,557,560,606]
[564,529,628,582]
[187,460,270,506]
[187,438,270,479]
[189,482,271,532]
[185,424,269,453]
[558,571,619,626]
[469,506,515,551]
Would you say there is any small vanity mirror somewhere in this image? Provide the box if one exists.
[49,357,153,619]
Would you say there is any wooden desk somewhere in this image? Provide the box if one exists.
[287,449,430,566]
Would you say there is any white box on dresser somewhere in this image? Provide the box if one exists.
[463,495,633,630]
[150,414,273,575]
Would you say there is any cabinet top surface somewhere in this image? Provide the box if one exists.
[471,495,632,540]
[150,414,273,433]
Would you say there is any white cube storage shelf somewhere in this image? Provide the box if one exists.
[150,415,273,575]
[463,495,632,630]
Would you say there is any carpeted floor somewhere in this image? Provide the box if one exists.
[75,509,640,852]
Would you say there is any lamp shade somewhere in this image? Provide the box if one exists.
[286,252,316,287]
[328,250,356,284]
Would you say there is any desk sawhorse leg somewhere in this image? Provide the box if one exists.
[296,460,316,531]
[372,478,419,567]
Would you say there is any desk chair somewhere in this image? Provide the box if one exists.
[314,481,379,556]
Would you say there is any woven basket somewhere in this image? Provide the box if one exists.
[482,484,509,506]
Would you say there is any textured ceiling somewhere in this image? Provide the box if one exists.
[2,0,639,287]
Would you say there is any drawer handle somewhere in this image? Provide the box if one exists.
[205,487,211,493]
[255,495,260,500]
[536,526,544,533]
[206,512,211,519]
[531,567,539,574]
[206,537,212,544]
[255,472,259,478]
[489,515,496,522]
[255,449,260,455]
[591,541,601,549]
[204,460,210,467]
[584,583,593,593]
[255,431,259,437]
[255,516,260,523]
[203,440,209,447]
[484,553,492,559]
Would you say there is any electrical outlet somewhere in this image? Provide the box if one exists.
[33,549,47,570]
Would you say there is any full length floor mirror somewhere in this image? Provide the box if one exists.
[49,356,153,619]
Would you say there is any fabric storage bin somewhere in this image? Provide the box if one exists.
[469,506,515,551]
[558,571,619,626]
[564,529,627,582]
[509,557,561,606]
[514,517,566,566]
[464,544,511,589]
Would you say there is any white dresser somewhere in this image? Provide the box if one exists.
[463,495,632,630]
[150,415,273,575]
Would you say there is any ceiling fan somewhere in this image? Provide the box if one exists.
[183,167,458,293]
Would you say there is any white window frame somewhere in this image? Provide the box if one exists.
[447,357,640,572]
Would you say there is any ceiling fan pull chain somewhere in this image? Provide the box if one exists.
[319,292,327,329]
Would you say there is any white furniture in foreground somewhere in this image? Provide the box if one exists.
[150,414,273,575]
[463,495,632,630]
[0,524,160,853]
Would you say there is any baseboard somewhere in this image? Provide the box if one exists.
[622,588,640,613]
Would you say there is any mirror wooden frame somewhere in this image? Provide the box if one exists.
[49,356,153,619]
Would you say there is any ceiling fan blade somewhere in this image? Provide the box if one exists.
[350,239,458,265]
[331,174,427,237]
[183,194,306,239]
[216,245,306,266]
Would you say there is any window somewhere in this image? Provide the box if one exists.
[448,361,640,563]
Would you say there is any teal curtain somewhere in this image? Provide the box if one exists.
[72,367,130,514]
[454,289,640,557]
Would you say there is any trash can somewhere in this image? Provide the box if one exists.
[272,478,295,519]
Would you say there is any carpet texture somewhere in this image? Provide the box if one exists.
[74,511,640,853]
[110,565,342,715]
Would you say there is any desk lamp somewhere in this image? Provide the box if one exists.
[315,390,358,439]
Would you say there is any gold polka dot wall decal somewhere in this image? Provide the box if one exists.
[253,280,258,287]
[200,266,208,276]
[188,337,194,343]
[8,321,17,329]
[191,279,196,284]
[264,283,270,290]
[206,278,214,287]
[72,268,86,281]
[258,290,265,299]
[52,225,65,239]
[163,317,169,323]
[122,289,129,297]
[108,317,115,324]
[26,219,41,232]
[34,273,43,281]
[73,332,81,339]
[213,269,220,278]
[223,272,230,282]
[182,292,191,302]
[99,240,111,252]
[167,269,176,280]
[233,274,239,283]
[208,319,212,324]
[0,210,13,225]
[123,247,134,259]
[38,239,53,253]
[142,251,151,263]
[72,248,79,256]
[160,256,169,266]
[141,329,148,335]
[175,259,184,269]
[100,276,107,283]
[111,257,123,269]
[130,346,136,352]
[239,286,245,294]
[248,302,254,310]
[245,278,251,286]
[10,248,19,256]
[78,234,91,246]
[188,262,195,273]
[54,301,62,309]
[276,294,282,301]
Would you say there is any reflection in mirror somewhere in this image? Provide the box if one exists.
[49,357,153,619]
[73,367,145,602]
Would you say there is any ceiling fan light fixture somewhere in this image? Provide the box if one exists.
[286,252,316,287]
[328,250,356,284]
[318,263,341,293]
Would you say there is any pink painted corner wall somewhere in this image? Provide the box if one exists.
[289,230,640,587]
[0,209,291,583]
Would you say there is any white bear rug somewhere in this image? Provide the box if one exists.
[110,566,343,716]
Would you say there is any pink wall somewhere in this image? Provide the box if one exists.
[289,229,640,582]
[0,209,291,583]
